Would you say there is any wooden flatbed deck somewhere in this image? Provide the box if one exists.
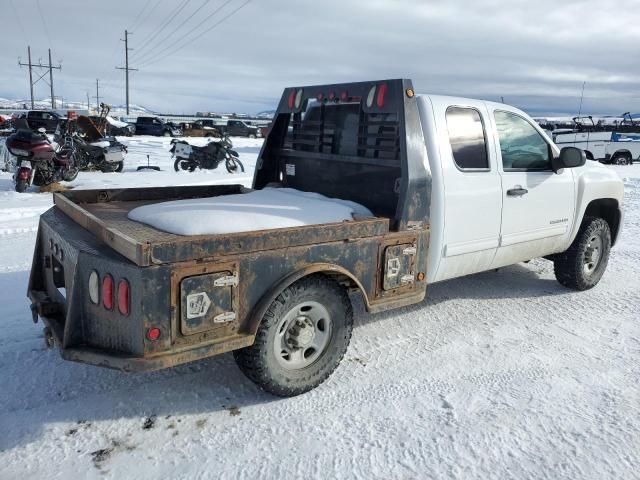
[53,185,390,267]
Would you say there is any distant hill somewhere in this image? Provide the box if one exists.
[0,97,156,116]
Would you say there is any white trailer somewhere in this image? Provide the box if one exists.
[553,130,640,164]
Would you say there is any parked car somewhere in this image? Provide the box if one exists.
[554,130,640,165]
[134,117,181,137]
[180,120,221,137]
[216,119,261,138]
[28,79,623,397]
[23,110,63,133]
[88,116,135,137]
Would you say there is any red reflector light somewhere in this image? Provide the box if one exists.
[17,168,30,180]
[147,328,161,341]
[118,279,129,315]
[376,83,388,108]
[288,89,296,109]
[102,274,113,310]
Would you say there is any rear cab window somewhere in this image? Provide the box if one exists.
[494,110,552,171]
[446,106,489,170]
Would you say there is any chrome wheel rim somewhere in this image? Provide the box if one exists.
[584,233,603,274]
[273,301,332,370]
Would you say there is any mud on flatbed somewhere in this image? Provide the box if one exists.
[29,183,428,372]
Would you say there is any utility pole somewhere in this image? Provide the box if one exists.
[48,49,55,109]
[27,47,34,109]
[87,92,90,111]
[93,78,101,110]
[18,46,61,110]
[116,30,138,115]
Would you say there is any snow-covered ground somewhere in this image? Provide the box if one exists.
[0,145,639,479]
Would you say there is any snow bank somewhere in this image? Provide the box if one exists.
[127,188,373,236]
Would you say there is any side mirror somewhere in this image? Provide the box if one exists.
[552,146,586,173]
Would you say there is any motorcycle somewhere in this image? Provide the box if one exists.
[5,119,78,193]
[55,111,127,173]
[170,134,245,174]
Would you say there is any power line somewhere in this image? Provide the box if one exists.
[35,0,53,47]
[132,0,191,60]
[8,0,28,43]
[132,0,209,64]
[128,0,153,31]
[138,0,251,68]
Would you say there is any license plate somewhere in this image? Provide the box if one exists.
[19,160,32,169]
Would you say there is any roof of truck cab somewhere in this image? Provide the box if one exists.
[416,94,521,112]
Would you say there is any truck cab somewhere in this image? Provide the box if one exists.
[134,116,178,137]
[225,120,260,138]
[28,79,623,397]
[26,110,62,133]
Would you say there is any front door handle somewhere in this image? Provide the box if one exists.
[507,187,528,196]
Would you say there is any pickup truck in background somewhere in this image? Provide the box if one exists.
[18,110,63,133]
[215,119,261,138]
[28,79,623,397]
[180,119,222,137]
[133,116,181,137]
[553,130,640,165]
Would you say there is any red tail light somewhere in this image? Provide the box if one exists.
[316,93,324,102]
[288,89,296,109]
[340,90,348,101]
[118,279,130,315]
[147,328,161,341]
[102,274,113,310]
[376,83,388,108]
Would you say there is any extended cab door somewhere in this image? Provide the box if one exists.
[428,98,503,282]
[489,108,575,267]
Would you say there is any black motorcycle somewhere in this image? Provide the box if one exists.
[170,134,244,173]
[55,114,127,173]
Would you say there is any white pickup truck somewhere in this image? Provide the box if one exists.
[553,130,640,165]
[29,79,624,396]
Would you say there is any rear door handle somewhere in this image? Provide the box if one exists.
[507,187,528,196]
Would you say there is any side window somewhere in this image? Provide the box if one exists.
[494,111,551,170]
[446,107,489,170]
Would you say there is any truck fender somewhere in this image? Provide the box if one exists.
[243,263,369,336]
[570,169,624,247]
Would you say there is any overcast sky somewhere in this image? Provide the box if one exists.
[2,0,639,115]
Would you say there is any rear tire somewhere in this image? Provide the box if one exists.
[15,179,28,193]
[63,168,79,182]
[115,161,124,173]
[234,275,353,397]
[553,216,611,290]
[612,153,632,165]
[100,163,119,173]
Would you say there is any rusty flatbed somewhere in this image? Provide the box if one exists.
[53,185,391,267]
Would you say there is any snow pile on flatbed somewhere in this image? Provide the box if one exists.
[127,188,374,235]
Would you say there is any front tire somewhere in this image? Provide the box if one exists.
[553,216,611,290]
[234,275,353,397]
[63,167,79,182]
[15,179,28,193]
[225,157,245,173]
